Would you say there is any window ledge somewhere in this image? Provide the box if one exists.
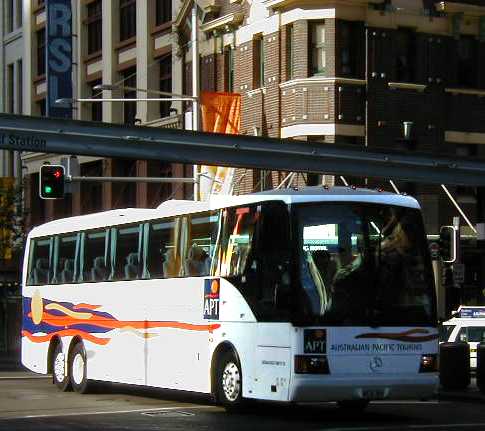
[115,36,137,51]
[83,50,103,63]
[445,87,485,97]
[247,87,266,97]
[151,21,173,36]
[33,74,46,84]
[280,77,366,89]
[388,82,427,91]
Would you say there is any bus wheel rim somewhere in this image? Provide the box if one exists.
[222,362,241,402]
[72,353,85,385]
[54,351,65,383]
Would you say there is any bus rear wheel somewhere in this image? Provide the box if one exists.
[52,342,71,392]
[69,343,91,394]
[216,351,244,410]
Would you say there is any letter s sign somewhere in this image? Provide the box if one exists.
[46,0,73,119]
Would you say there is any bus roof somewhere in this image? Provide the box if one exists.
[28,186,419,238]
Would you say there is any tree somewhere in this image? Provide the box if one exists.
[0,178,28,262]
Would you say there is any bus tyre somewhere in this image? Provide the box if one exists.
[216,351,243,410]
[52,343,71,392]
[69,343,91,394]
[337,400,369,411]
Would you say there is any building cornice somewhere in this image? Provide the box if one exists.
[388,82,427,92]
[200,13,244,33]
[445,87,485,96]
[436,2,485,17]
[280,77,366,88]
[263,0,384,10]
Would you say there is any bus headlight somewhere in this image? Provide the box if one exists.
[294,355,330,374]
[419,354,438,373]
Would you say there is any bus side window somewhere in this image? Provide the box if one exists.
[184,211,213,277]
[52,234,77,284]
[27,238,52,286]
[146,218,176,279]
[82,229,109,282]
[114,224,142,281]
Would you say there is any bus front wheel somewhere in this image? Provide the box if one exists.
[216,351,243,410]
[52,342,71,392]
[69,343,91,394]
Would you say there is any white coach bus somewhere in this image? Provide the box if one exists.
[22,187,438,409]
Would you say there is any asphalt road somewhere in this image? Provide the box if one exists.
[1,372,485,431]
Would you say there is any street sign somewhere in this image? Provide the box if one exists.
[46,0,73,118]
[453,263,465,285]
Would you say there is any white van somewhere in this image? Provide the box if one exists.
[440,306,485,369]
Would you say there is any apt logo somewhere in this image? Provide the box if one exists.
[203,279,220,320]
[304,329,327,354]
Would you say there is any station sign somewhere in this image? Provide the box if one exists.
[46,0,73,118]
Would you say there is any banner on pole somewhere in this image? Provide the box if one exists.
[200,92,241,200]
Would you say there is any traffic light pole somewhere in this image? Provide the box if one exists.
[67,176,197,184]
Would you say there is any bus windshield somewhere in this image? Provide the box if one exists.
[295,202,436,327]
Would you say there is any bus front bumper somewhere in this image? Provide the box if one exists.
[289,373,439,402]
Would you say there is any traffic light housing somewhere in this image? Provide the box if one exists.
[39,165,65,199]
[439,225,457,263]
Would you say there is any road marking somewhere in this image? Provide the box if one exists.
[0,405,215,421]
[326,424,485,431]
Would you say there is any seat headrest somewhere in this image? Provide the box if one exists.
[64,259,74,271]
[127,253,138,265]
[93,256,106,268]
[36,258,49,270]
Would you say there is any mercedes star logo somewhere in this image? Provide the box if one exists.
[370,356,383,372]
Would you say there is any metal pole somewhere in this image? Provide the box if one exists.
[68,176,196,184]
[389,180,400,194]
[192,3,200,201]
[441,184,477,234]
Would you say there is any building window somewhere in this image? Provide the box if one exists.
[5,0,14,34]
[310,21,326,76]
[38,99,46,117]
[160,55,172,118]
[37,28,46,76]
[286,24,294,80]
[86,0,102,55]
[457,36,477,88]
[224,46,234,92]
[156,0,171,26]
[16,0,22,28]
[6,64,14,113]
[253,35,264,89]
[120,0,136,42]
[339,21,359,78]
[395,28,416,83]
[17,59,23,114]
[122,68,137,124]
[90,80,102,122]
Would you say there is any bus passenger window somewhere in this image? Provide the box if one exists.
[184,212,215,277]
[115,225,142,280]
[53,234,77,284]
[146,219,176,278]
[82,230,108,282]
[27,238,52,286]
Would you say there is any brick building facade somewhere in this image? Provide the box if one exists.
[176,0,485,238]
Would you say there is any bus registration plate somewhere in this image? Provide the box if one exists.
[362,389,385,400]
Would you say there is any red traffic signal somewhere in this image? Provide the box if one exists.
[39,165,65,199]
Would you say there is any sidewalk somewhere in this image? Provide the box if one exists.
[438,377,485,403]
[0,351,24,371]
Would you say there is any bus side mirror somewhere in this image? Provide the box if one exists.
[439,226,457,263]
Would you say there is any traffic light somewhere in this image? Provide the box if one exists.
[439,225,457,263]
[39,165,65,199]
